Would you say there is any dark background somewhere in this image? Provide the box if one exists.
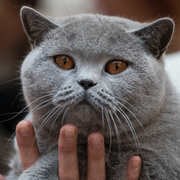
[0,0,38,134]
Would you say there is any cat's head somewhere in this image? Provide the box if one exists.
[20,7,174,135]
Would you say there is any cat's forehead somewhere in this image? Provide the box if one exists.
[43,15,144,60]
[54,14,143,32]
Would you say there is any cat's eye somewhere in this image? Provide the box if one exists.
[55,55,74,70]
[105,60,127,75]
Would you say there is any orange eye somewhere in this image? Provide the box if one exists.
[55,55,74,70]
[106,60,127,75]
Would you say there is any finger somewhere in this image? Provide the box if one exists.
[58,124,79,180]
[87,132,106,180]
[16,120,40,170]
[0,175,6,180]
[126,156,142,180]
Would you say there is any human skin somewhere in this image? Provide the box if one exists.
[0,120,141,180]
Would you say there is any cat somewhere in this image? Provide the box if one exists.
[5,6,180,180]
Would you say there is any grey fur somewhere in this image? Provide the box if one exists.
[6,6,180,179]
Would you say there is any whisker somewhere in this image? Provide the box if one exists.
[61,0,70,17]
[36,105,61,135]
[35,100,54,110]
[100,105,105,134]
[29,99,52,114]
[109,102,135,144]
[1,95,55,154]
[11,92,21,107]
[49,105,64,139]
[61,106,70,127]
[33,102,70,151]
[116,100,145,132]
[1,91,58,156]
[0,111,29,116]
[0,78,20,85]
[114,105,141,152]
[113,110,133,144]
[108,109,121,153]
[0,92,56,123]
[0,130,16,156]
[117,97,137,111]
[27,105,62,153]
[49,102,69,138]
[104,107,112,160]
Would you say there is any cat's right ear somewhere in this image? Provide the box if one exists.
[132,18,174,59]
[20,6,58,47]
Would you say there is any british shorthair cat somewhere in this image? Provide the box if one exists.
[6,6,180,180]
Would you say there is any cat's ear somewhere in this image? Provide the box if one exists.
[20,6,58,47]
[132,18,174,59]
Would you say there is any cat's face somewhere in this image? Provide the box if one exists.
[20,7,174,136]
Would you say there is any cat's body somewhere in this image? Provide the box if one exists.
[5,6,180,179]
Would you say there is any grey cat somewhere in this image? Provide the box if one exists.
[5,6,180,180]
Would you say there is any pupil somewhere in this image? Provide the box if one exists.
[63,57,67,65]
[115,63,118,70]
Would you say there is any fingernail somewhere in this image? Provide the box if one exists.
[132,159,140,171]
[92,138,102,149]
[65,130,75,141]
[19,125,32,137]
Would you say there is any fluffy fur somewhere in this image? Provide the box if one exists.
[6,6,180,179]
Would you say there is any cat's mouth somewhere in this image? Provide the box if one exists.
[78,99,92,108]
[75,93,97,111]
[77,91,92,105]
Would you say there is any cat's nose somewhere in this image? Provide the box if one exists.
[78,79,96,90]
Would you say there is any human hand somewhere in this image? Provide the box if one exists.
[0,120,141,180]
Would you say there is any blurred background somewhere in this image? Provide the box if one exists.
[0,0,180,175]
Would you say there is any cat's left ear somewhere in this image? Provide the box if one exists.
[132,18,174,59]
[20,6,58,47]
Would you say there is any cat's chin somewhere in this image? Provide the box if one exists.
[75,101,97,115]
[64,101,102,125]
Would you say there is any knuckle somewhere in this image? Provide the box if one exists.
[59,176,78,180]
[21,140,36,149]
[91,152,104,161]
[59,142,76,153]
[22,159,35,170]
[23,163,32,170]
[88,178,106,180]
